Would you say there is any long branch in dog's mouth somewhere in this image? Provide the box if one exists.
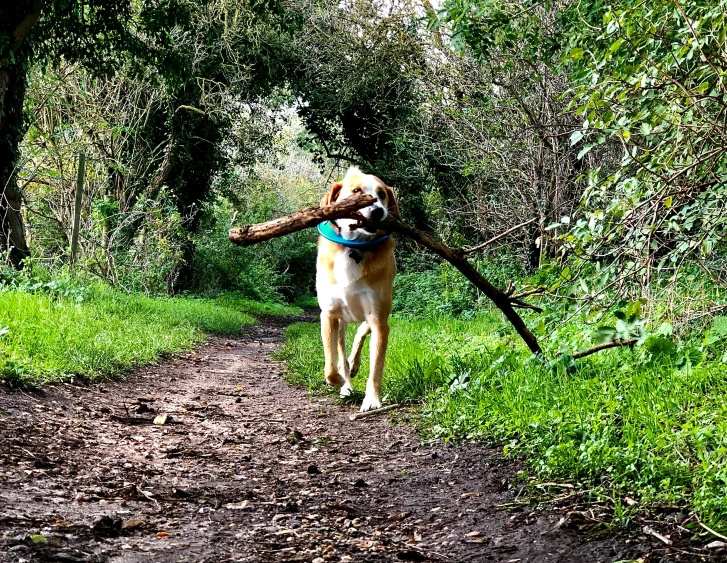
[351,216,386,235]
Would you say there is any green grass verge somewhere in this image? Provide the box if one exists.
[279,314,727,532]
[0,286,300,386]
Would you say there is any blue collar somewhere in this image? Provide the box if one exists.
[317,221,390,249]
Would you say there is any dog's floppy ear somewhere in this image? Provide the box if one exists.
[320,182,343,206]
[385,186,400,218]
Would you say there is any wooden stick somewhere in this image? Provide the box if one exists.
[349,403,403,420]
[229,202,543,355]
[229,194,375,246]
[642,525,673,546]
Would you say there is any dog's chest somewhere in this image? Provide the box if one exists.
[333,249,365,286]
[317,249,375,322]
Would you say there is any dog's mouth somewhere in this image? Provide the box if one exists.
[348,224,379,237]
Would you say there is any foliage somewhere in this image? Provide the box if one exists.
[11,0,299,284]
[438,0,727,307]
[190,162,321,300]
[560,0,727,299]
[393,264,481,318]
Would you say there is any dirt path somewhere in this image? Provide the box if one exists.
[0,316,712,562]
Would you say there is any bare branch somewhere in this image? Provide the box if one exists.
[229,203,543,355]
[463,218,538,254]
[570,339,637,360]
[510,285,547,299]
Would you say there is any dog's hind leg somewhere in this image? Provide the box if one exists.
[348,321,370,378]
[337,320,353,396]
[321,312,342,388]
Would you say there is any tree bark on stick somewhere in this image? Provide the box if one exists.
[229,195,543,355]
[229,194,376,246]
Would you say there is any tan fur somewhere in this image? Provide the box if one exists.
[316,167,397,412]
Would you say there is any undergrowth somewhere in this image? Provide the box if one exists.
[279,309,727,533]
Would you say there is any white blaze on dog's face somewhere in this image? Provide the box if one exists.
[321,167,399,241]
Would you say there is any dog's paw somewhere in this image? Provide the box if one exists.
[359,394,382,412]
[326,371,343,388]
[339,382,354,397]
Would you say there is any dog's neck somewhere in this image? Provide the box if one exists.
[318,221,390,251]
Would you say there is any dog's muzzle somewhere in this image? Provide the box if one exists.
[370,207,385,222]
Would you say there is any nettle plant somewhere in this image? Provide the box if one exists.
[591,299,647,346]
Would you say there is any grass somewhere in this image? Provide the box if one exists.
[0,284,300,386]
[279,312,727,533]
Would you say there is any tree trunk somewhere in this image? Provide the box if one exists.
[0,1,42,268]
[0,61,31,268]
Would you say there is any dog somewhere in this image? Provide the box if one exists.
[316,167,398,412]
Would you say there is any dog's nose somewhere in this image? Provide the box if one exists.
[371,207,384,221]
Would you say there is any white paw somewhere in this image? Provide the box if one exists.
[359,394,382,412]
[339,382,354,397]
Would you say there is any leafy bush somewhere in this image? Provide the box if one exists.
[190,175,318,302]
[392,254,527,319]
[393,266,480,318]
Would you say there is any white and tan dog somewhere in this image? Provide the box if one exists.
[316,167,398,412]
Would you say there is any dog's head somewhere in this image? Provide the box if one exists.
[320,167,399,241]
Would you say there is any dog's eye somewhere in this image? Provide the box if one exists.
[353,188,362,194]
[377,191,385,199]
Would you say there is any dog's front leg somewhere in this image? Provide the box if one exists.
[321,313,342,388]
[360,320,389,412]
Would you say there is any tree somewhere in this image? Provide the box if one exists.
[6,0,297,285]
[438,0,727,306]
[1,2,42,267]
[0,0,132,268]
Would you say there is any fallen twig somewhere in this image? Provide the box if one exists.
[349,404,403,421]
[237,419,286,423]
[643,525,673,546]
[698,520,727,541]
[535,482,575,489]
